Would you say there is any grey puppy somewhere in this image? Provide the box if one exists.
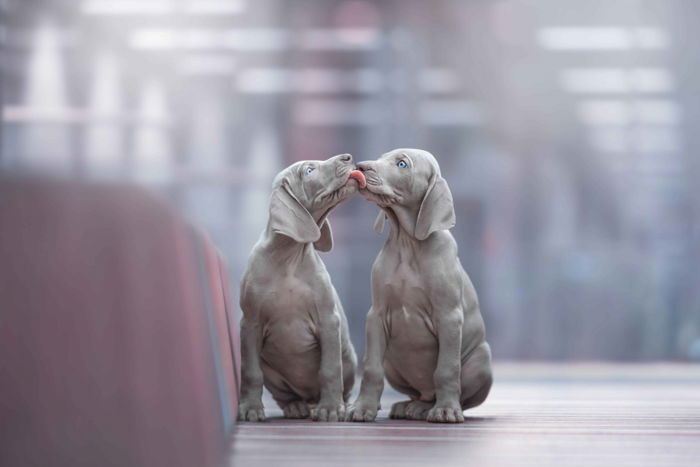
[346,148,492,423]
[238,154,363,422]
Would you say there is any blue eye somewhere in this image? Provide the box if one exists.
[397,160,408,169]
[305,167,315,175]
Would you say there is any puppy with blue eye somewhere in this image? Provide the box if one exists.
[238,154,367,422]
[346,148,492,423]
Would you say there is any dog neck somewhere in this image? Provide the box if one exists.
[310,206,332,226]
[260,223,314,264]
[382,204,423,245]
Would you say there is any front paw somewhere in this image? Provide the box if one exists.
[310,400,345,422]
[237,399,266,422]
[345,399,379,422]
[426,404,464,423]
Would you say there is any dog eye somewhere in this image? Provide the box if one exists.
[397,160,408,169]
[305,167,315,175]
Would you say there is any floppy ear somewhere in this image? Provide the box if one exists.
[314,219,333,252]
[269,182,321,244]
[373,210,386,234]
[414,175,456,241]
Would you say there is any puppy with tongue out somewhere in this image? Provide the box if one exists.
[238,154,361,422]
[349,169,367,189]
[347,148,492,423]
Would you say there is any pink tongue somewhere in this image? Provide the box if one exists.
[349,170,367,189]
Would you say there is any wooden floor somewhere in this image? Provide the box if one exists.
[229,363,700,466]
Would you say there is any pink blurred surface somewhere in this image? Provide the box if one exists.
[0,177,239,467]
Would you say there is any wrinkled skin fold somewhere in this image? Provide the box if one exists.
[347,148,493,424]
[238,154,359,422]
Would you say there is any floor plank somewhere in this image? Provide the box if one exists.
[229,363,700,466]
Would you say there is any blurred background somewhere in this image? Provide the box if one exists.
[2,0,699,362]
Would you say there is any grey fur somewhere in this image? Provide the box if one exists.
[346,148,493,423]
[238,154,359,422]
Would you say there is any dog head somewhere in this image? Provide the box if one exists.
[269,153,359,251]
[357,148,455,240]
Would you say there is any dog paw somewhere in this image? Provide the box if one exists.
[405,400,433,420]
[426,405,464,423]
[345,401,378,422]
[282,401,310,419]
[237,400,266,422]
[310,401,345,422]
[389,400,410,419]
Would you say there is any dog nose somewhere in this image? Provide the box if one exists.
[356,161,374,172]
[336,153,353,164]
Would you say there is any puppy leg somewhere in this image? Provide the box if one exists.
[346,308,387,422]
[427,310,464,424]
[238,317,266,422]
[342,344,357,403]
[460,341,493,410]
[313,311,345,422]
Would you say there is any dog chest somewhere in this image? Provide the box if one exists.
[376,250,431,310]
[250,268,335,321]
[257,275,325,355]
